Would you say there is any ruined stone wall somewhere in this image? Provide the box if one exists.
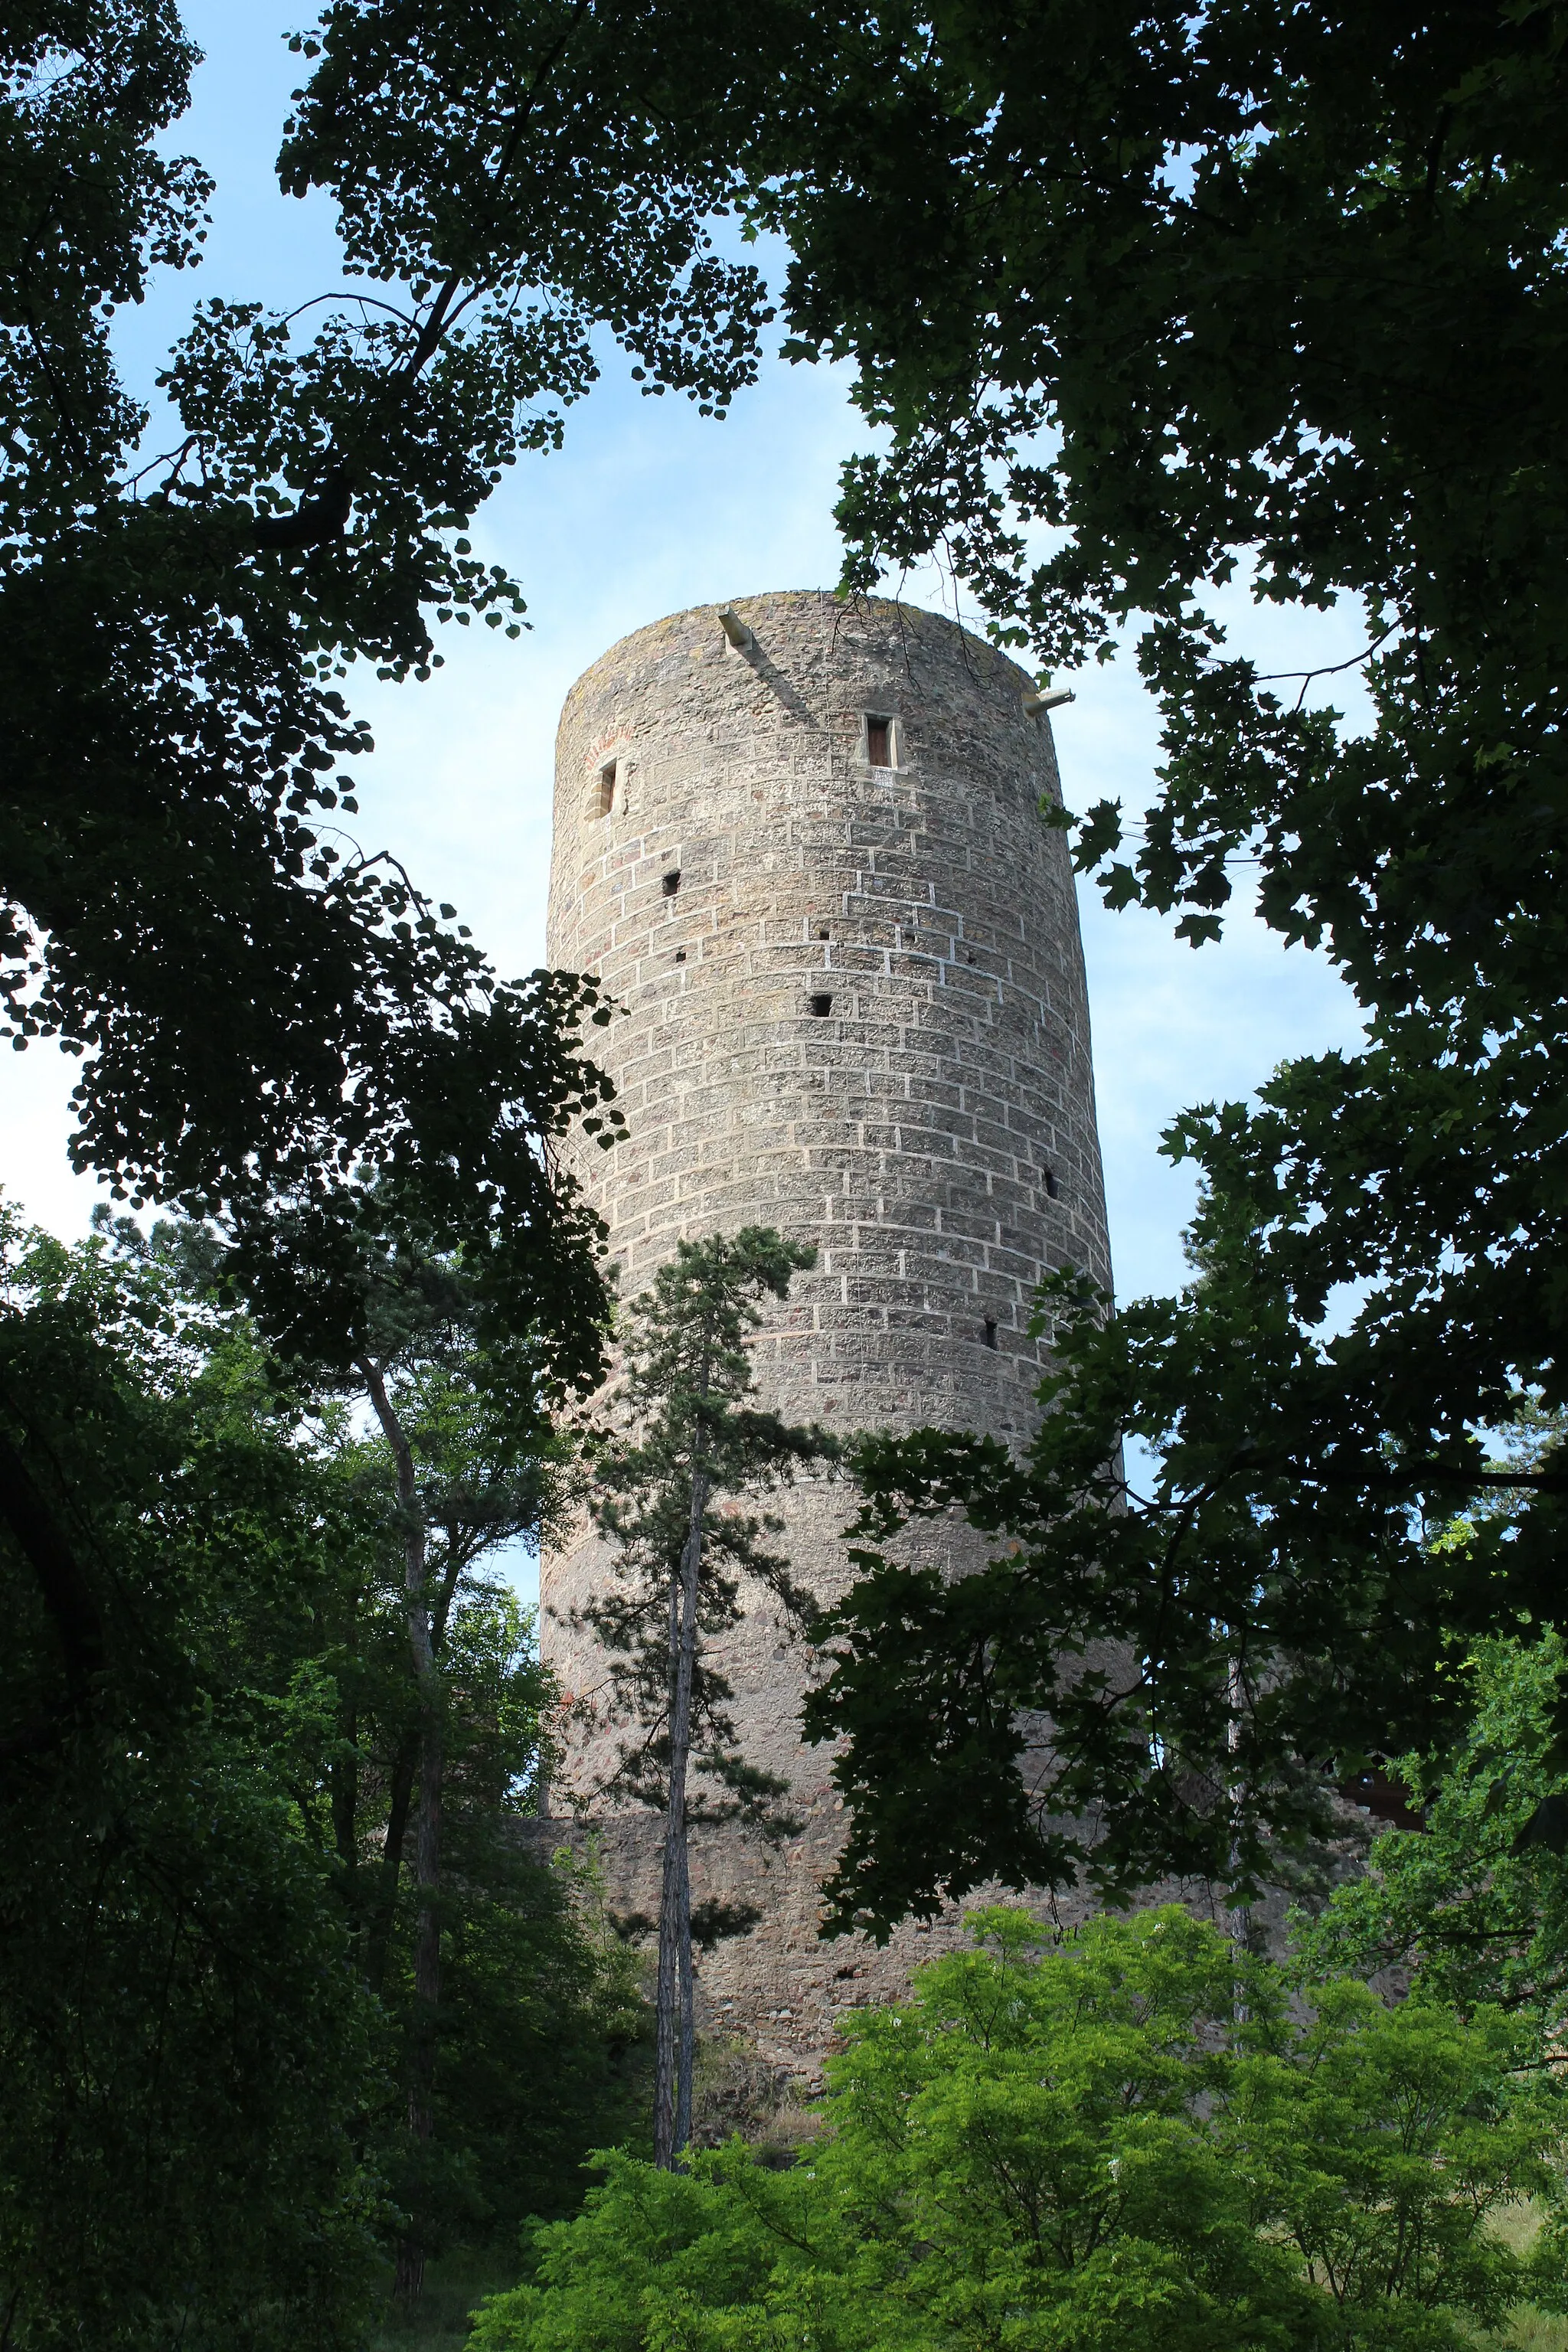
[541,590,1112,2076]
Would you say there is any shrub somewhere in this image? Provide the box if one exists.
[472,1906,1568,2352]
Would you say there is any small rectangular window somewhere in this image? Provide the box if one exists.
[982,1318,999,1350]
[865,716,893,768]
[596,760,617,817]
[662,870,681,895]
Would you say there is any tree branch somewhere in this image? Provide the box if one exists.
[253,462,354,550]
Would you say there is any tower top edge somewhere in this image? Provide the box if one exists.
[559,589,1037,715]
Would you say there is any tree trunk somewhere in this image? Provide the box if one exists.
[654,1466,705,2168]
[1226,1649,1253,2001]
[396,1697,443,2301]
[364,1541,466,1998]
[676,1851,695,2156]
[331,1697,360,1922]
[359,1358,442,2301]
[365,1726,419,1999]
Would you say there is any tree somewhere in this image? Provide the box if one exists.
[186,1208,652,2293]
[347,1511,651,2280]
[802,1238,1468,1930]
[21,0,1563,1937]
[390,1648,650,2252]
[0,1204,381,2349]
[0,1206,648,2343]
[734,0,1568,1913]
[1,0,782,1209]
[327,1233,588,2297]
[5,0,834,1531]
[351,1262,524,2294]
[1297,1628,1568,2034]
[470,1905,1568,2352]
[580,1230,835,2169]
[2,6,633,1365]
[236,0,1568,1932]
[1,4,631,1795]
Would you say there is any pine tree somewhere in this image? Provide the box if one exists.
[579,1230,836,2167]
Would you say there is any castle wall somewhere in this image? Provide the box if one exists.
[541,590,1112,2075]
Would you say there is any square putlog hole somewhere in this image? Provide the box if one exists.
[808,994,833,1018]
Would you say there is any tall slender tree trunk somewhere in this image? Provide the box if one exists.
[365,1726,419,1999]
[1226,1648,1253,2015]
[360,1358,443,2300]
[654,1463,706,2168]
[398,1703,443,2298]
[331,1697,360,1924]
[654,1553,682,2167]
[675,1860,695,2158]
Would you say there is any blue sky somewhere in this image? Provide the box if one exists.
[6,4,1366,1353]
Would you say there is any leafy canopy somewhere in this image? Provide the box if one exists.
[1299,1631,1568,2036]
[471,1905,1567,2352]
[16,0,1567,1906]
[0,1207,647,2346]
[3,0,797,1375]
[0,1204,381,2350]
[260,0,1568,1916]
[746,0,1568,1906]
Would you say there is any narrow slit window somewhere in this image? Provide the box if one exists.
[808,993,833,1018]
[865,715,893,768]
[596,760,617,817]
[982,1317,999,1350]
[1044,1168,1060,1200]
[662,870,681,895]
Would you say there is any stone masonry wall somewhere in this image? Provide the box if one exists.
[540,590,1113,2078]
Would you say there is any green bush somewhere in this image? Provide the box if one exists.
[472,1906,1568,2352]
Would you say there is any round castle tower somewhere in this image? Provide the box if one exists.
[542,590,1111,2072]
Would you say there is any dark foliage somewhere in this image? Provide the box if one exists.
[760,0,1568,1919]
[0,1214,646,2346]
[268,0,1568,1916]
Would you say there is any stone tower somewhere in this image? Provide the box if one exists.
[542,590,1111,2074]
